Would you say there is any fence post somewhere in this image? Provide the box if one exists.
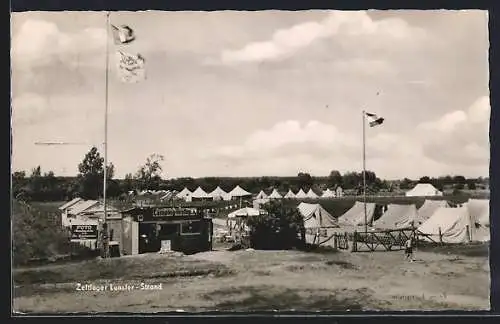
[438,227,443,245]
[466,225,471,243]
[352,231,357,252]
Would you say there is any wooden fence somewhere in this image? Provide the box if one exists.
[351,228,416,252]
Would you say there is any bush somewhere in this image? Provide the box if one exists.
[12,200,71,266]
[247,200,305,250]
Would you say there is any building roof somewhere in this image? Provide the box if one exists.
[67,200,100,215]
[59,197,83,210]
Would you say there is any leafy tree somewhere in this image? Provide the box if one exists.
[297,172,314,190]
[467,180,477,190]
[135,153,165,190]
[76,147,114,199]
[328,170,343,188]
[400,178,413,190]
[419,176,431,184]
[247,200,305,250]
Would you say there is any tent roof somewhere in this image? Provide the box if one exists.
[338,201,376,226]
[467,199,489,226]
[256,190,269,198]
[373,204,418,229]
[322,189,335,197]
[176,187,192,198]
[406,183,442,195]
[295,189,307,198]
[59,197,83,210]
[191,186,211,198]
[228,207,263,218]
[306,189,319,198]
[416,200,449,224]
[229,185,252,197]
[298,202,337,228]
[268,188,283,198]
[417,206,475,243]
[284,189,296,198]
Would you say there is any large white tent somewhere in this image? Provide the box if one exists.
[255,190,268,200]
[176,187,192,202]
[405,183,443,197]
[284,189,296,199]
[191,186,213,200]
[298,202,338,229]
[295,189,307,199]
[229,185,252,199]
[268,188,283,199]
[209,186,230,201]
[373,204,419,230]
[321,188,336,198]
[415,200,449,225]
[306,189,319,199]
[337,201,376,226]
[417,206,489,243]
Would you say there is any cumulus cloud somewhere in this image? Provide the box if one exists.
[218,11,427,64]
[11,19,106,70]
[418,96,490,166]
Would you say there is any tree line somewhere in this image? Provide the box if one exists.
[11,147,487,202]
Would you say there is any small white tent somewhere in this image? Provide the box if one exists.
[373,204,419,229]
[321,188,336,198]
[295,189,307,199]
[337,201,376,226]
[176,187,192,202]
[209,186,230,201]
[415,200,449,225]
[191,187,213,200]
[255,190,268,200]
[306,189,319,199]
[229,185,252,199]
[284,189,296,199]
[228,207,264,218]
[268,188,283,199]
[405,183,443,197]
[417,206,485,243]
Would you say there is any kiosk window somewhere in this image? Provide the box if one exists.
[159,224,178,236]
[181,221,202,235]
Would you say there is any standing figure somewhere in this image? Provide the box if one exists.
[404,237,415,262]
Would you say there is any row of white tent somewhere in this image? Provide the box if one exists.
[337,199,490,243]
[176,185,343,202]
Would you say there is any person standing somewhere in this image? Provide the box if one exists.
[405,237,415,262]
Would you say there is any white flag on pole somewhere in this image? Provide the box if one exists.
[116,51,146,83]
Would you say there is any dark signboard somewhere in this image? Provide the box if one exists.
[71,224,98,240]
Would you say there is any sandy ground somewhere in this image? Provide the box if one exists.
[13,244,490,313]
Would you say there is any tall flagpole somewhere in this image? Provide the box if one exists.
[102,11,110,258]
[362,110,367,233]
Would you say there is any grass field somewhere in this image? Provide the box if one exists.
[13,242,490,313]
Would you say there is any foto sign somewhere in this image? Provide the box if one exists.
[71,224,98,240]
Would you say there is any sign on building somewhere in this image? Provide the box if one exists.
[71,224,98,240]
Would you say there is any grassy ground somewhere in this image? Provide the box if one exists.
[13,242,489,313]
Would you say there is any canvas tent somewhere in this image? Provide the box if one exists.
[373,204,419,230]
[229,185,252,199]
[321,189,336,198]
[405,183,443,197]
[306,189,319,199]
[210,186,230,201]
[417,206,488,243]
[415,200,449,225]
[268,188,283,199]
[337,201,376,226]
[295,189,307,199]
[191,187,213,201]
[284,189,296,199]
[176,187,192,202]
[255,190,268,200]
[298,202,338,229]
[228,207,263,218]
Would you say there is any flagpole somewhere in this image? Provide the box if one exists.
[362,110,367,233]
[102,11,110,258]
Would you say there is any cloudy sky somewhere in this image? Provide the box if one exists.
[11,10,490,180]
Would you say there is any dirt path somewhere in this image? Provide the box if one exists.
[13,248,490,313]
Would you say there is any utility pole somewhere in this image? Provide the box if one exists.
[102,11,111,258]
[362,110,367,234]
